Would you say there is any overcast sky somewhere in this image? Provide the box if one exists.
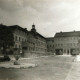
[0,0,80,37]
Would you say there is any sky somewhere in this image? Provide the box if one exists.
[0,0,80,37]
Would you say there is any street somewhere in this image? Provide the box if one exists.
[0,55,74,80]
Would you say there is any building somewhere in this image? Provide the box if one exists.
[9,25,28,56]
[0,23,57,57]
[9,25,28,49]
[54,31,80,55]
[26,24,47,56]
[46,37,54,54]
[9,24,47,57]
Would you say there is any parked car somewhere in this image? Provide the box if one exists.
[0,55,10,62]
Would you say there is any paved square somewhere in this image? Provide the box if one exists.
[0,55,74,80]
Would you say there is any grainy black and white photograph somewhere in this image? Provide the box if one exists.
[0,0,80,80]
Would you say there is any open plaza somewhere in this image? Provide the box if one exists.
[1,0,80,80]
[1,21,80,80]
[0,55,80,80]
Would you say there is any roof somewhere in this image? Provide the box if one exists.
[54,31,80,38]
[36,32,46,39]
[0,24,8,27]
[9,25,28,33]
[28,31,46,39]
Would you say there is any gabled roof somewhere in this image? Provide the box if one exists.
[54,31,80,38]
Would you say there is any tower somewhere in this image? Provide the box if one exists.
[31,24,36,32]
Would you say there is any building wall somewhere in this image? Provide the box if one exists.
[27,27,47,55]
[27,33,36,52]
[12,25,47,57]
[13,28,27,50]
[54,36,80,55]
[46,38,54,54]
[35,35,47,53]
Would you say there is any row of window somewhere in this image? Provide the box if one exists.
[54,43,78,47]
[15,36,27,42]
[16,30,27,36]
[36,42,46,47]
[15,44,21,48]
[28,41,46,47]
[55,37,80,41]
[47,45,54,48]
[37,37,46,42]
[28,47,46,52]
[28,47,34,51]
[47,40,54,42]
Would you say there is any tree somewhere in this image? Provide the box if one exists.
[0,24,14,56]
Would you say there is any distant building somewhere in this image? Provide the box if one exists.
[26,24,47,56]
[54,31,80,55]
[46,37,54,54]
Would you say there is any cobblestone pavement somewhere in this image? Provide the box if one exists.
[65,62,80,80]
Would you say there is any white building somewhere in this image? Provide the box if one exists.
[54,31,80,55]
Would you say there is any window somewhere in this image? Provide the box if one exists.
[15,44,17,48]
[19,37,20,41]
[52,40,54,42]
[49,45,51,47]
[19,45,21,48]
[58,44,59,46]
[22,39,23,42]
[15,36,17,41]
[70,43,72,46]
[25,39,26,42]
[61,44,63,46]
[73,43,75,46]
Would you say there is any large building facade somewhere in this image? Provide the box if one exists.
[9,24,47,57]
[9,25,28,50]
[54,31,80,55]
[2,24,80,56]
[11,26,80,55]
[23,24,47,56]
